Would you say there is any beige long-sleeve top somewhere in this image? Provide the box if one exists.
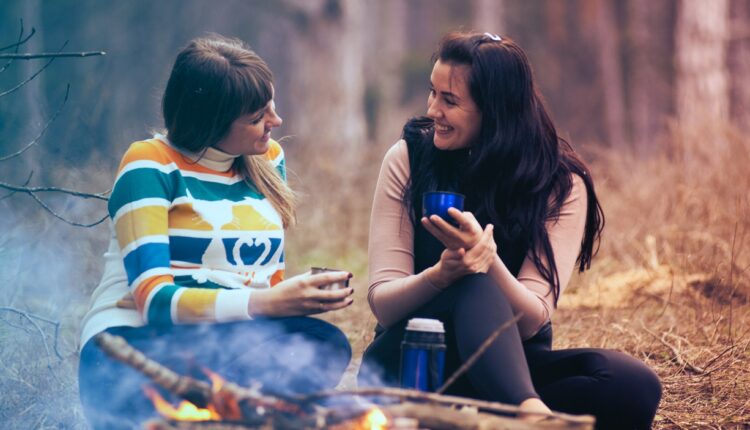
[367,140,588,339]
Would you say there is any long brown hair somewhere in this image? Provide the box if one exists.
[162,34,296,227]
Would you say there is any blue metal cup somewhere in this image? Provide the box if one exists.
[400,318,446,392]
[422,191,465,226]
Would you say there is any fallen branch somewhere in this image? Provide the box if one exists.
[301,387,594,426]
[641,323,705,374]
[0,306,63,361]
[437,312,523,394]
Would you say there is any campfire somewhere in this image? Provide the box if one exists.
[95,332,595,429]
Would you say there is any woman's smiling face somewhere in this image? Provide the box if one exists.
[426,60,482,151]
[215,90,283,156]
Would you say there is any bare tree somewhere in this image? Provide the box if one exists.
[0,21,107,227]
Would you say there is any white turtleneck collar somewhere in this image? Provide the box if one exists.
[154,133,239,173]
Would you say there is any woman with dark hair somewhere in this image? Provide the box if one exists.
[78,35,353,429]
[358,31,661,429]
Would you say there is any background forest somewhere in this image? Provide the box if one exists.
[1,1,749,428]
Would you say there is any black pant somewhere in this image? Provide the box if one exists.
[358,274,662,430]
[79,317,351,430]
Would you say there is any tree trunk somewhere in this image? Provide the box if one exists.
[627,0,676,156]
[675,0,730,126]
[472,0,506,34]
[728,0,750,130]
[282,0,367,151]
[362,0,408,143]
[593,0,627,149]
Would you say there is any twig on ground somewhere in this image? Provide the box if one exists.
[641,322,705,374]
[0,51,106,59]
[0,306,63,361]
[436,312,523,394]
[0,84,70,162]
[660,412,690,430]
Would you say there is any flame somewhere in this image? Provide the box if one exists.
[359,407,388,430]
[144,386,220,421]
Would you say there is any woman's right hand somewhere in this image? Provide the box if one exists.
[425,224,497,289]
[247,271,354,317]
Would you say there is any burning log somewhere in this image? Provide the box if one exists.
[93,332,308,421]
[94,332,594,430]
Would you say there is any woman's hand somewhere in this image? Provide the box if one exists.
[421,207,484,250]
[425,224,497,289]
[247,271,354,317]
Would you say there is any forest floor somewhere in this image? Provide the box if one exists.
[320,262,750,429]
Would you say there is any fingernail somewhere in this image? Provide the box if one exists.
[347,272,353,279]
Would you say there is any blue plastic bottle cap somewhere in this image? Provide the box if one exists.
[406,318,445,333]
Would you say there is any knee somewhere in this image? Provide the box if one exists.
[299,317,353,363]
[598,353,662,428]
[449,273,512,312]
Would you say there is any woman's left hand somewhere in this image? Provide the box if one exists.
[421,207,485,250]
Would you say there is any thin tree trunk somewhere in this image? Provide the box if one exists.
[628,0,676,156]
[283,0,367,151]
[729,0,750,130]
[675,0,730,126]
[594,0,627,149]
[472,0,506,34]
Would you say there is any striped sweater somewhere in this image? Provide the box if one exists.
[80,135,285,345]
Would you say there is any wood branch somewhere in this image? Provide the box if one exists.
[0,84,70,162]
[384,403,593,430]
[0,306,63,361]
[94,333,307,419]
[0,51,106,59]
[0,40,67,98]
[0,21,35,52]
[0,171,33,202]
[0,180,110,200]
[0,20,34,74]
[437,312,523,394]
[641,324,705,374]
[301,387,595,426]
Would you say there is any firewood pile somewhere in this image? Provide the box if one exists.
[94,332,595,430]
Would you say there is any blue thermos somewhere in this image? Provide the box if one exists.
[399,318,446,392]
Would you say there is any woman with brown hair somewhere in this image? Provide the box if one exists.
[78,35,353,429]
[359,31,661,429]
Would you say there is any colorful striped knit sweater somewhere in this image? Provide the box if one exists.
[80,135,285,345]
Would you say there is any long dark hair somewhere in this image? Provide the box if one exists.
[404,31,604,305]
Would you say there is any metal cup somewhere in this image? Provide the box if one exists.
[422,191,465,226]
[311,267,350,290]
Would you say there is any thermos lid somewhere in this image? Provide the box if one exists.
[406,318,445,333]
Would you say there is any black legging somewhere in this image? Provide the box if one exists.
[358,274,662,430]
